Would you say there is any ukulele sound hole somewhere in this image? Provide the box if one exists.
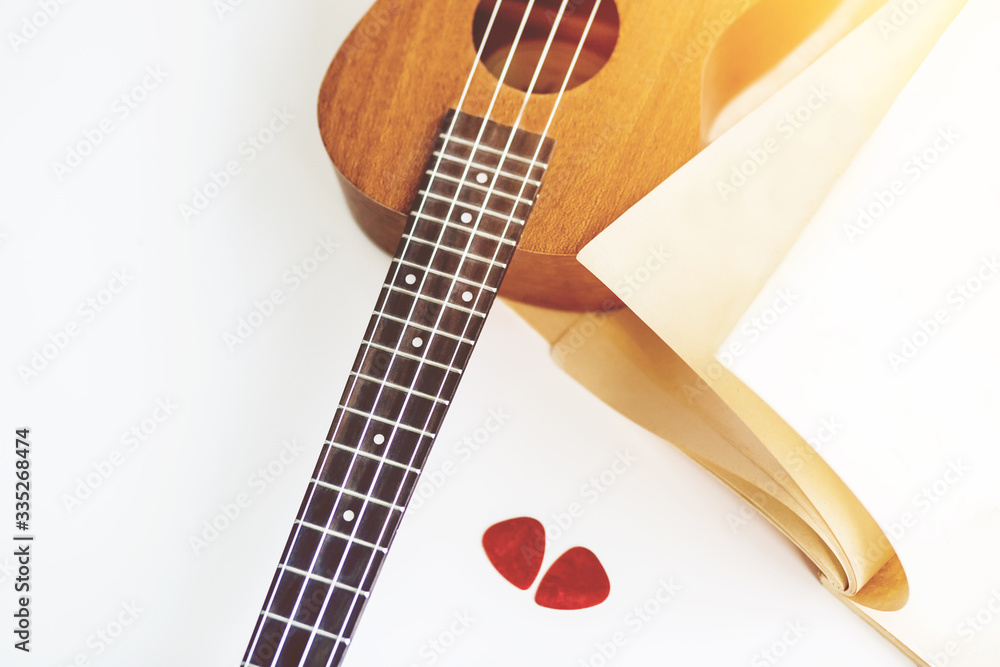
[473,0,619,94]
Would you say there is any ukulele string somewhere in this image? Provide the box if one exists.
[328,2,604,660]
[440,0,604,371]
[247,4,516,665]
[535,0,604,158]
[260,3,552,666]
[255,3,582,665]
[326,3,601,657]
[320,2,585,662]
[320,0,600,659]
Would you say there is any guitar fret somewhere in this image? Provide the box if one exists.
[261,611,347,643]
[372,311,476,345]
[309,487,404,552]
[298,473,407,548]
[279,518,388,585]
[277,564,370,598]
[383,284,487,318]
[244,109,555,667]
[324,412,435,483]
[342,380,447,440]
[413,211,522,244]
[295,519,387,553]
[418,189,529,221]
[350,370,450,406]
[431,151,542,186]
[356,343,453,401]
[310,477,407,513]
[414,199,530,247]
[361,338,465,374]
[327,440,422,475]
[442,134,549,167]
[340,406,436,439]
[400,233,508,268]
[391,258,497,294]
[426,172,536,205]
[375,295,485,346]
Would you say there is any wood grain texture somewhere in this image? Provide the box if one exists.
[318,0,831,310]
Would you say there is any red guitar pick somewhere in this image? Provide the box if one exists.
[534,547,611,610]
[482,517,546,590]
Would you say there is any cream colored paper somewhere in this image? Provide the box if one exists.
[577,0,968,597]
[722,0,1000,662]
[554,0,973,663]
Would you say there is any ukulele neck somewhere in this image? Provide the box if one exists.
[243,109,554,666]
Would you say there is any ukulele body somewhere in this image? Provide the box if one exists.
[318,0,842,310]
[319,0,723,312]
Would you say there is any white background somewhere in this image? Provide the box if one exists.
[1,0,910,665]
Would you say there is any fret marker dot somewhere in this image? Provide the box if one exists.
[412,337,424,348]
[461,212,473,224]
[462,291,474,303]
[343,510,356,522]
[404,274,417,285]
[476,173,489,184]
[373,434,385,445]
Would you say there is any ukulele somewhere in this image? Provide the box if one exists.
[242,0,839,664]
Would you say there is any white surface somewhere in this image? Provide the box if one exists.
[722,0,1000,663]
[1,1,907,665]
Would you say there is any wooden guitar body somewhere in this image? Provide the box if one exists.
[319,0,845,311]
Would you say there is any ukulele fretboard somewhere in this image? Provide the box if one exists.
[243,110,554,667]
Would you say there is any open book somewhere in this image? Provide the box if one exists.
[514,0,996,664]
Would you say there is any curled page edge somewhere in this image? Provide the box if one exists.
[575,0,968,607]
